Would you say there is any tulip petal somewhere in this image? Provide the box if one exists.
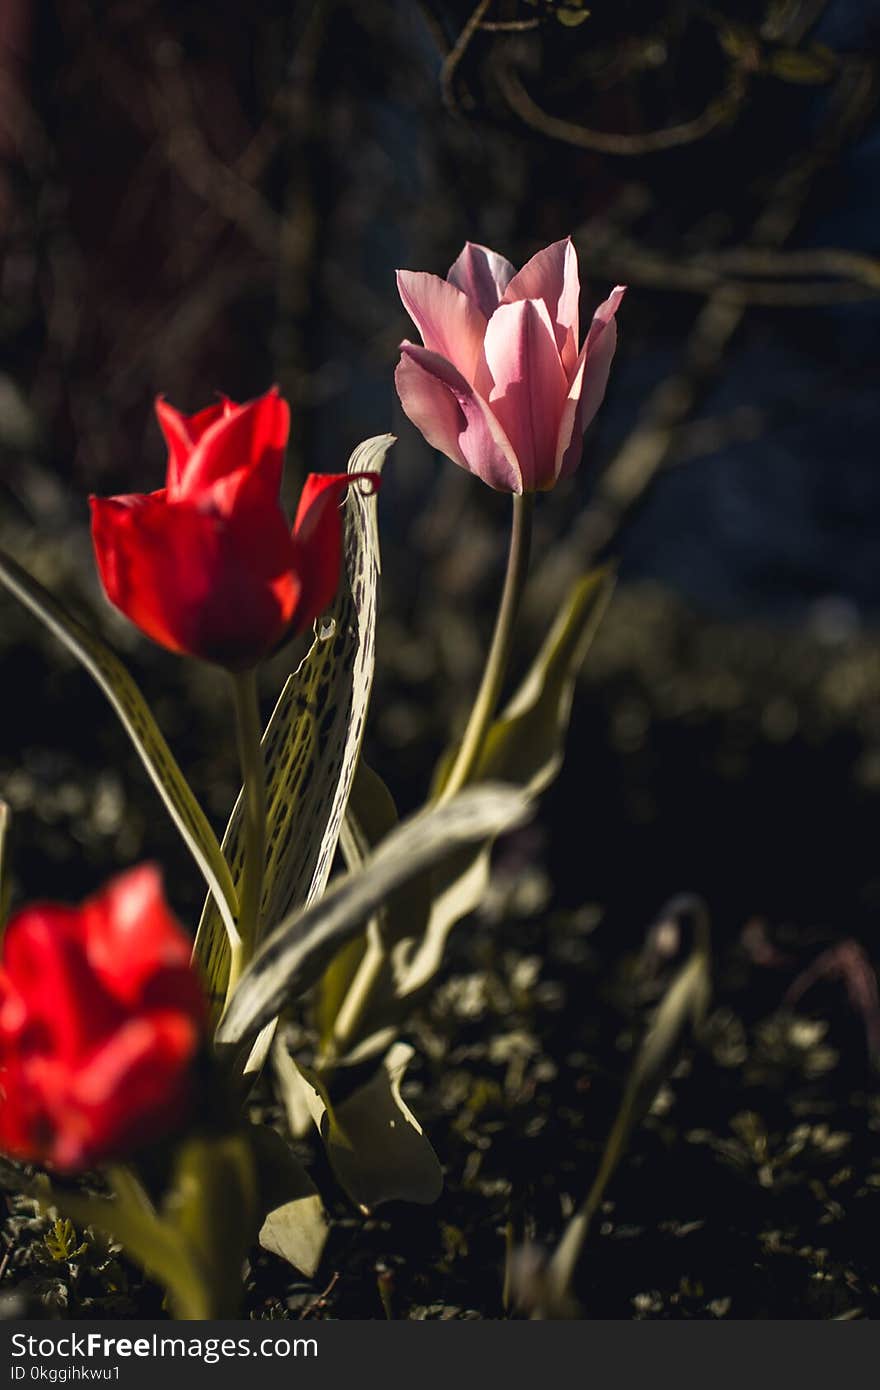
[0,868,206,1173]
[447,242,516,318]
[289,471,379,634]
[155,398,227,491]
[501,237,580,371]
[59,1012,198,1170]
[394,348,468,469]
[1,908,120,1055]
[554,285,626,482]
[397,344,523,493]
[483,298,569,491]
[90,482,299,667]
[174,387,290,501]
[83,865,202,1013]
[396,271,486,381]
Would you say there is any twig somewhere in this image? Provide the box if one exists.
[299,1270,340,1319]
[441,0,493,114]
[494,48,749,155]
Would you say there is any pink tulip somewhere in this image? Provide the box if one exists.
[395,238,625,494]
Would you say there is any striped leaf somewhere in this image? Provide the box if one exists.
[194,435,393,1013]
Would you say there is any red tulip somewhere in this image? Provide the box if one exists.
[395,238,625,493]
[90,388,379,668]
[0,865,206,1172]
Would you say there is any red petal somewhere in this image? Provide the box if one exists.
[173,387,289,501]
[90,480,299,666]
[82,866,204,1019]
[289,471,380,633]
[1,907,121,1060]
[155,397,227,491]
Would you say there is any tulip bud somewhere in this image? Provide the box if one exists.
[395,238,625,493]
[90,388,380,668]
[0,865,206,1172]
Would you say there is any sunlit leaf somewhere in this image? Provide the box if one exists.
[163,1133,260,1319]
[216,783,532,1048]
[0,548,238,946]
[276,1040,442,1212]
[315,759,430,1050]
[195,436,393,1014]
[251,1124,328,1277]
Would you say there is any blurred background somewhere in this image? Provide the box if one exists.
[2,0,880,1319]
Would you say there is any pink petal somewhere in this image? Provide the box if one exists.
[396,344,523,493]
[483,298,569,491]
[396,271,486,382]
[447,242,516,318]
[501,238,580,373]
[555,285,626,482]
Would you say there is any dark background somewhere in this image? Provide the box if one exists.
[1,0,880,1319]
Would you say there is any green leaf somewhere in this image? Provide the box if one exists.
[389,568,615,1012]
[0,548,238,947]
[163,1133,260,1318]
[535,898,712,1316]
[216,783,533,1048]
[252,1125,328,1278]
[276,1040,442,1212]
[315,760,430,1050]
[195,436,393,1016]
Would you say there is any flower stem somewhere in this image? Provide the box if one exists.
[326,930,386,1063]
[228,671,266,991]
[440,491,534,801]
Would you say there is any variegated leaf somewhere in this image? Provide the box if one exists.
[194,435,393,1013]
[216,783,532,1047]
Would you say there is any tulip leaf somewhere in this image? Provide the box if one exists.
[194,435,393,1015]
[163,1133,260,1319]
[216,783,532,1048]
[275,1040,442,1212]
[0,548,238,947]
[253,1125,328,1278]
[363,568,615,1031]
[315,759,430,1051]
[534,907,712,1316]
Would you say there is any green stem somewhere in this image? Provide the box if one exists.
[326,930,386,1062]
[440,491,534,801]
[228,671,266,995]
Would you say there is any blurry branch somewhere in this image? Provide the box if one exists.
[494,49,750,155]
[583,239,880,305]
[441,0,492,113]
[528,51,878,612]
[441,0,838,151]
[147,57,280,260]
[478,18,541,31]
[710,246,880,285]
[761,0,831,43]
